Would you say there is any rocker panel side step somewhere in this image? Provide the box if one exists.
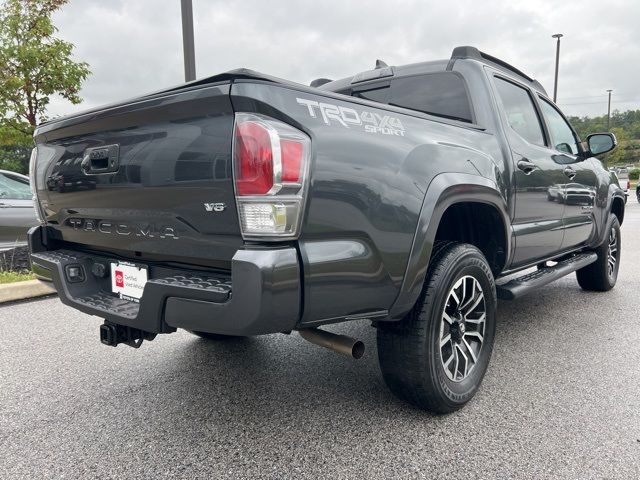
[496,252,598,300]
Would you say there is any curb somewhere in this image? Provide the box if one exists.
[0,279,56,304]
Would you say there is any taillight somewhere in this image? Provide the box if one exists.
[626,180,630,190]
[280,139,302,183]
[28,147,45,225]
[232,113,310,239]
[234,121,275,195]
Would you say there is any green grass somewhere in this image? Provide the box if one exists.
[0,271,36,284]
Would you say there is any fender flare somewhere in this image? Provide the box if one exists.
[610,192,626,224]
[388,172,510,319]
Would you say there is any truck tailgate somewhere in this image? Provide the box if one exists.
[32,83,241,267]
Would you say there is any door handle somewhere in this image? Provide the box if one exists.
[517,159,538,175]
[563,166,576,180]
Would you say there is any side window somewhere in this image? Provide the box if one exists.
[538,98,579,155]
[494,77,545,146]
[353,87,390,104]
[0,173,32,200]
[390,73,473,123]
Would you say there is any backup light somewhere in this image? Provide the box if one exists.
[233,113,310,239]
[239,203,288,234]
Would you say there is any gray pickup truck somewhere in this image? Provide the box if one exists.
[28,46,624,413]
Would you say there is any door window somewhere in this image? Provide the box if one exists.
[538,98,580,155]
[494,77,545,146]
[0,173,32,200]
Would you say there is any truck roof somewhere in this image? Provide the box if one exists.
[319,46,548,96]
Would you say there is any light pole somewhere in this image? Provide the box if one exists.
[181,0,196,82]
[552,34,563,102]
[606,89,613,130]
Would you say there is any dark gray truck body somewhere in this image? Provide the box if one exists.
[28,47,625,340]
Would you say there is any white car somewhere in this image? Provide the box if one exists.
[612,171,630,204]
[0,169,38,251]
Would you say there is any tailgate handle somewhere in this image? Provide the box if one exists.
[82,144,120,174]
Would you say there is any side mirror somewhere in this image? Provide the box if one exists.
[587,133,617,156]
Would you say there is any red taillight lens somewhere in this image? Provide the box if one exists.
[626,180,630,190]
[235,121,274,196]
[280,139,302,183]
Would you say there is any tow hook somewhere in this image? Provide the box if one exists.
[298,328,365,359]
[99,321,156,348]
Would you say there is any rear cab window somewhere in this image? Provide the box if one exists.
[350,72,474,124]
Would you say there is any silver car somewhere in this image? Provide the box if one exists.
[0,169,38,251]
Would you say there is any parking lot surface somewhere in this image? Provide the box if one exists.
[2,204,640,479]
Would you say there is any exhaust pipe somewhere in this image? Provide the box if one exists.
[298,328,365,359]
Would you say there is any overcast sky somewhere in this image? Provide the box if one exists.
[47,0,640,119]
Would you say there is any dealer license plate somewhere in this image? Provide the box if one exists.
[111,262,148,302]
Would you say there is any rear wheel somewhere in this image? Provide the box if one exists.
[187,330,243,340]
[377,242,497,413]
[636,190,640,203]
[576,214,621,291]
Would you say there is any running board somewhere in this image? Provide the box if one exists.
[496,252,598,300]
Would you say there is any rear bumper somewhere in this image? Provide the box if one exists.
[28,226,301,336]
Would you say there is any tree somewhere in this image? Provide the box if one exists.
[606,127,629,166]
[0,0,89,172]
[569,110,640,167]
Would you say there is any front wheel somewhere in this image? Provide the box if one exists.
[377,242,497,413]
[576,214,621,291]
[636,190,640,203]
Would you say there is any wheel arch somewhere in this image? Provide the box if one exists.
[611,195,625,226]
[388,173,510,319]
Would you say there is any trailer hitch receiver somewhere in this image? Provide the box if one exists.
[100,321,156,348]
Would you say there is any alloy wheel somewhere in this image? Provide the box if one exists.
[439,275,486,382]
[607,226,618,280]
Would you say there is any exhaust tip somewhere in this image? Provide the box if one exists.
[298,328,365,359]
[351,340,365,360]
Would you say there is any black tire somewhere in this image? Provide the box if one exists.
[576,214,621,291]
[636,190,640,203]
[187,330,243,340]
[377,242,497,414]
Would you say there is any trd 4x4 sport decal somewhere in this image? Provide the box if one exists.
[296,98,405,136]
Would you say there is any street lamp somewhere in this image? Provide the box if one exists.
[606,89,613,130]
[552,33,563,102]
[181,0,196,82]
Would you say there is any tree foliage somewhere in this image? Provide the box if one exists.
[0,0,89,172]
[569,109,640,166]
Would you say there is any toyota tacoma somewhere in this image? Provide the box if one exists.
[28,46,625,413]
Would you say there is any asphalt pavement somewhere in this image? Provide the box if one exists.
[2,204,640,479]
